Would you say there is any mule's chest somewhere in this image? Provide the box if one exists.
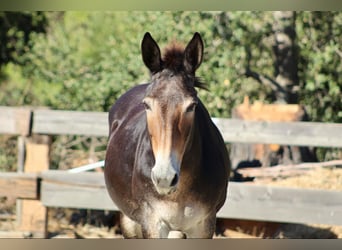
[143,199,208,230]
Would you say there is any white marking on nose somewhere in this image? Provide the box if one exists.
[151,151,180,195]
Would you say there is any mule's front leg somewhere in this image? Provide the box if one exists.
[185,215,216,238]
[120,213,143,238]
[156,221,186,238]
[141,220,170,238]
[168,230,186,238]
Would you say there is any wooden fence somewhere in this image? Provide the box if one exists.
[1,106,342,238]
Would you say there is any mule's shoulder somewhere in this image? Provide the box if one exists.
[108,83,149,127]
[112,83,149,111]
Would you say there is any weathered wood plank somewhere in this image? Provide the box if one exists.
[32,110,108,136]
[30,109,342,148]
[40,171,114,210]
[233,97,304,122]
[218,182,342,226]
[212,118,342,148]
[18,134,50,237]
[0,107,32,136]
[40,171,342,226]
[0,231,44,238]
[0,173,38,199]
[40,170,105,188]
[17,136,26,171]
[236,160,342,179]
[41,181,116,211]
[1,107,342,148]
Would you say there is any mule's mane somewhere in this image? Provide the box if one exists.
[162,42,208,90]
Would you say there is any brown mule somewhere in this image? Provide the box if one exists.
[104,32,230,238]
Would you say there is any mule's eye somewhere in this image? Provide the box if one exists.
[142,100,151,110]
[185,102,197,113]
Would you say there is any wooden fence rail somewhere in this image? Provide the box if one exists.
[1,106,342,237]
[0,172,38,199]
[32,109,108,137]
[39,170,342,226]
[4,107,339,147]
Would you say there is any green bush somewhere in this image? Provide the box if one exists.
[2,11,341,121]
[3,12,274,118]
[297,11,342,123]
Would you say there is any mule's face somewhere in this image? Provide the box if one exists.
[143,72,198,195]
[141,32,204,195]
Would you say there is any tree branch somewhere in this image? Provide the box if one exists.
[335,48,342,59]
[244,67,287,96]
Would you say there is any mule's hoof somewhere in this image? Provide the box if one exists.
[168,231,186,239]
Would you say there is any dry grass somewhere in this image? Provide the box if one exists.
[252,166,342,238]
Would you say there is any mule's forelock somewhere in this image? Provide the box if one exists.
[161,33,203,75]
[162,42,185,72]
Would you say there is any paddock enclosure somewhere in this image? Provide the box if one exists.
[0,105,342,238]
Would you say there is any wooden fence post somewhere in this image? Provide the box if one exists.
[17,134,50,238]
[230,97,316,170]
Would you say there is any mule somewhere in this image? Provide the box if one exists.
[104,32,230,238]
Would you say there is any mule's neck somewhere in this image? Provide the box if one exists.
[181,108,203,173]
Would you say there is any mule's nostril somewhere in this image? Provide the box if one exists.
[171,174,178,187]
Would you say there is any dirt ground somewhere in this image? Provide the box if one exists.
[0,166,341,238]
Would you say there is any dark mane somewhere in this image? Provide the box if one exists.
[162,43,208,91]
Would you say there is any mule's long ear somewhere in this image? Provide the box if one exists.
[141,32,162,73]
[183,32,203,74]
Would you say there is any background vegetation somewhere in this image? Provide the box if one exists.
[0,11,341,169]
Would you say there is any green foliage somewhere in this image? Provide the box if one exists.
[18,12,145,111]
[297,11,342,123]
[0,136,17,172]
[0,11,46,68]
[2,12,274,117]
[0,11,341,120]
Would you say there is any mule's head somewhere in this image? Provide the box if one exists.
[141,32,204,195]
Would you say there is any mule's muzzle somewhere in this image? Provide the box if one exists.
[151,169,179,195]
